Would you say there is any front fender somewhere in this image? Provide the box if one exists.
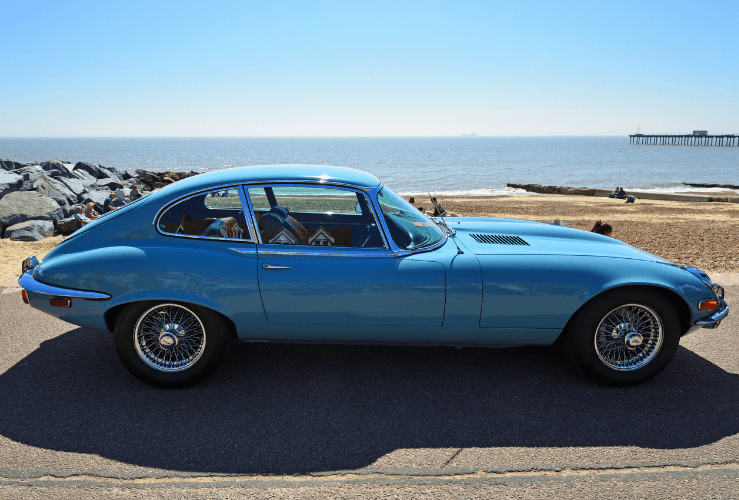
[478,255,715,329]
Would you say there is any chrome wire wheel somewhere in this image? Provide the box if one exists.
[134,304,207,372]
[594,303,664,371]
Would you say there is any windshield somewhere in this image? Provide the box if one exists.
[376,187,445,250]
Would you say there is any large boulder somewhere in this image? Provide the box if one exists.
[96,177,121,191]
[74,161,108,180]
[121,169,137,180]
[99,166,122,182]
[5,220,55,241]
[1,159,30,171]
[14,165,46,191]
[55,216,79,234]
[69,168,99,187]
[33,177,72,215]
[0,191,64,228]
[0,172,23,198]
[40,160,73,178]
[135,170,159,190]
[54,177,87,202]
[82,190,111,208]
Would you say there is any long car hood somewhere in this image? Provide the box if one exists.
[446,217,672,264]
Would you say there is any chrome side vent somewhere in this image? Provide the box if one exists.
[470,234,529,246]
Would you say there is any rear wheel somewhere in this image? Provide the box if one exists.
[114,302,231,388]
[564,289,681,386]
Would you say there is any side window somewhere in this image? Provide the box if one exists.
[247,186,384,248]
[159,188,251,240]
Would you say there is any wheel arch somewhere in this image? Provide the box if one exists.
[556,284,692,344]
[104,300,239,339]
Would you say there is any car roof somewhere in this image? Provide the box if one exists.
[152,165,382,200]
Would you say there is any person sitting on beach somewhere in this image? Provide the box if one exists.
[609,187,620,199]
[617,187,627,199]
[129,185,141,201]
[591,220,613,237]
[115,184,127,203]
[103,193,116,213]
[74,206,91,229]
[85,202,100,220]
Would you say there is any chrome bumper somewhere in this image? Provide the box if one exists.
[18,269,111,301]
[693,302,729,328]
[683,302,729,336]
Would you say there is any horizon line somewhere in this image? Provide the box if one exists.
[0,135,636,139]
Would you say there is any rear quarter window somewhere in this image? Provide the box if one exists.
[158,188,252,240]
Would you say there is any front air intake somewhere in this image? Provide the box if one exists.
[470,234,529,246]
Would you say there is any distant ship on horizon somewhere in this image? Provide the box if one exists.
[460,132,478,137]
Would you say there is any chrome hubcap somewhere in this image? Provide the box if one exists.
[595,304,663,371]
[134,304,206,372]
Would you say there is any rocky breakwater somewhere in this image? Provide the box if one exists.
[0,159,199,241]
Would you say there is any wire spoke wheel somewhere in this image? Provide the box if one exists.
[594,303,663,371]
[134,304,207,372]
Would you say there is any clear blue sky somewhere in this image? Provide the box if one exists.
[1,0,736,136]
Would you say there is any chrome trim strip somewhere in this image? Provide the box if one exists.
[154,233,255,244]
[153,185,256,243]
[258,248,395,258]
[242,186,263,244]
[18,271,111,301]
[239,185,260,241]
[229,248,258,255]
[152,180,381,226]
[242,179,381,190]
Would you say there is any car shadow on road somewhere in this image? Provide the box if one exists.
[0,328,737,474]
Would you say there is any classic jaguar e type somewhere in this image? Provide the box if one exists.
[19,165,729,387]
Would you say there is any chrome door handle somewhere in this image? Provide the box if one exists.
[261,263,291,270]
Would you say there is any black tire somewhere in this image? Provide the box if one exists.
[563,288,681,386]
[114,301,231,388]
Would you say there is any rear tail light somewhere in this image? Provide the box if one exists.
[21,289,29,304]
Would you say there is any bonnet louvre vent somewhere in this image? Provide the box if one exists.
[470,234,529,246]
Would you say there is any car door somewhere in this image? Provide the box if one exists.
[246,184,446,328]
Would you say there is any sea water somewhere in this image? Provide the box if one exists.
[1,137,737,196]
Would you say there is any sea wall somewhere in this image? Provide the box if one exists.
[506,183,739,203]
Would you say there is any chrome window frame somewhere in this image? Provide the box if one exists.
[244,183,390,251]
[154,185,257,243]
[368,185,448,256]
[152,179,447,257]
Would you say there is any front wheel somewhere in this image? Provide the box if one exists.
[563,289,681,386]
[114,302,231,388]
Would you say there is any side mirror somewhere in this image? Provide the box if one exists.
[355,202,362,213]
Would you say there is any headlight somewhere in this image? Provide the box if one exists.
[711,283,725,300]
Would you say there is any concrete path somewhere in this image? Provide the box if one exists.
[0,287,737,498]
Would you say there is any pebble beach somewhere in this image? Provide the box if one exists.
[2,193,738,287]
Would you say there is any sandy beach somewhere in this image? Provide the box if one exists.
[2,194,738,287]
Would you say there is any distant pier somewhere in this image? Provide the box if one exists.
[630,132,738,146]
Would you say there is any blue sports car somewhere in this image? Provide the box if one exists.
[18,165,729,387]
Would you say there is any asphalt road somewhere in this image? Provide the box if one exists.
[1,286,737,499]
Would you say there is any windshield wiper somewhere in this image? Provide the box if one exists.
[429,193,463,254]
